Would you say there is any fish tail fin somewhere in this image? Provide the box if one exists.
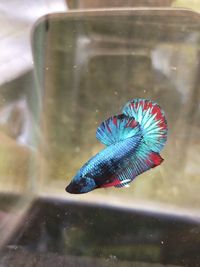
[122,98,168,152]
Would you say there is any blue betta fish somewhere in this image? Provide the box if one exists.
[66,98,167,194]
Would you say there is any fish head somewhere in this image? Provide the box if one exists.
[65,172,96,194]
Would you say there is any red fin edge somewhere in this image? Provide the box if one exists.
[146,152,163,168]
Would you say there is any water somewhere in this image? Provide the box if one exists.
[0,8,200,266]
[33,9,200,208]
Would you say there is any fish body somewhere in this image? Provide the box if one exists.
[66,99,167,194]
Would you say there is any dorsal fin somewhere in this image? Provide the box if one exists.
[96,114,141,146]
[122,99,168,152]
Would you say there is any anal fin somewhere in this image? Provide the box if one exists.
[114,149,163,188]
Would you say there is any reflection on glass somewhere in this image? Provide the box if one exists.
[0,71,41,248]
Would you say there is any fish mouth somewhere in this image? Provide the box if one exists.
[65,182,83,194]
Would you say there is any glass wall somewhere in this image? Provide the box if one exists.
[1,6,200,267]
[33,9,200,213]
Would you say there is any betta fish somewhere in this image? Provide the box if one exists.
[66,98,167,194]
